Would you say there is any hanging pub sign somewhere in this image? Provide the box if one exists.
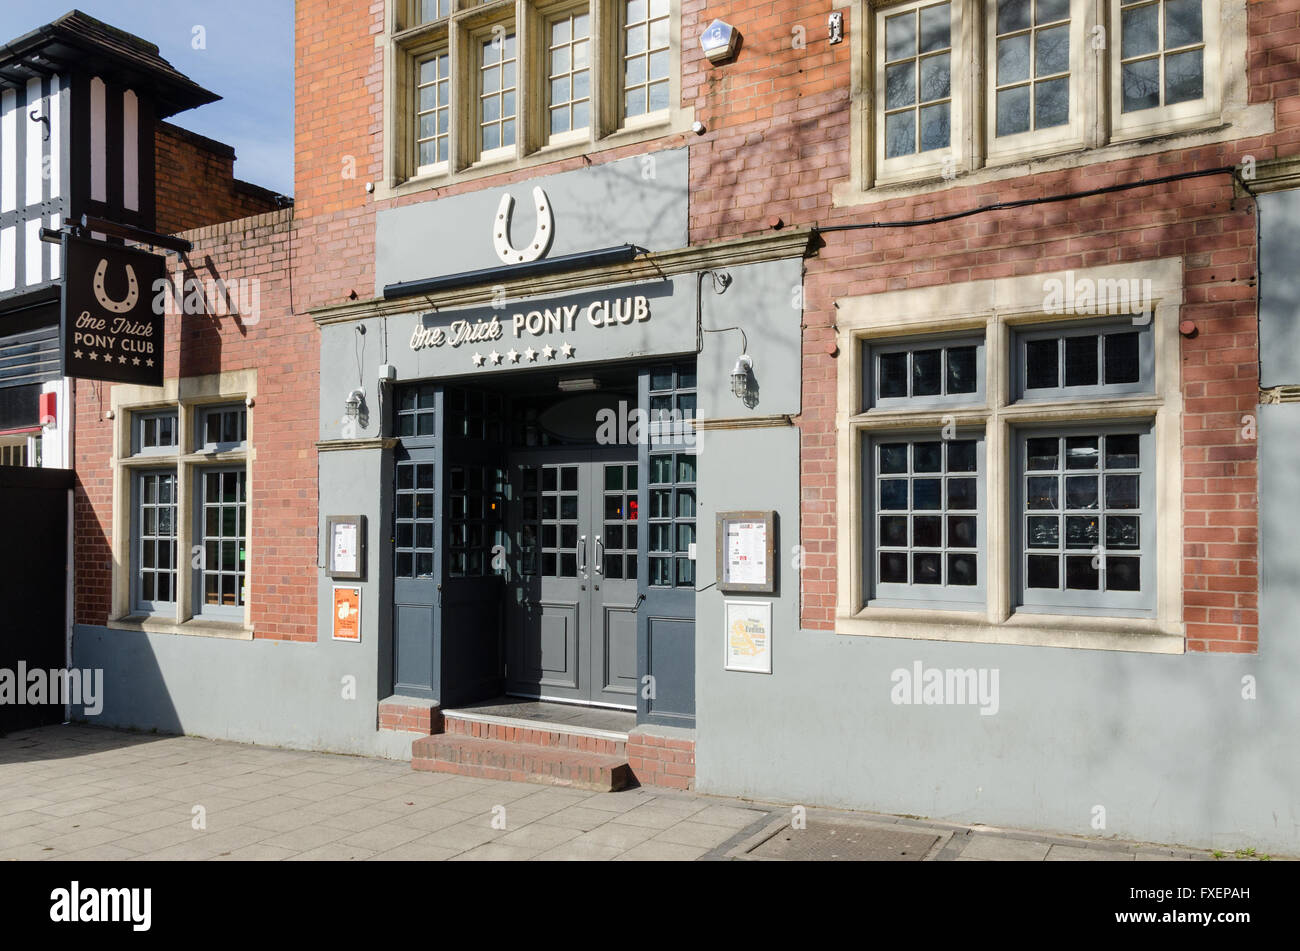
[60,234,167,387]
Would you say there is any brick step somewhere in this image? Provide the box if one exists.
[411,733,634,792]
[440,713,627,757]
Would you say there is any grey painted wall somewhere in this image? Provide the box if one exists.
[1260,191,1300,387]
[693,403,1300,856]
[374,148,688,291]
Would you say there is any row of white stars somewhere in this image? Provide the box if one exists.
[72,350,153,367]
[472,342,575,367]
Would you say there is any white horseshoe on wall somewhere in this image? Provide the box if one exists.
[93,259,140,314]
[493,186,554,264]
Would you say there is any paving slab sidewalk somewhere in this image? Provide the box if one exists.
[0,725,1271,862]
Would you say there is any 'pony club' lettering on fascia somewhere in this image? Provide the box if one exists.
[409,296,651,352]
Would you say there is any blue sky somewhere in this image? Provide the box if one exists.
[0,2,294,195]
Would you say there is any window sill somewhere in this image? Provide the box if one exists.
[108,615,254,641]
[837,607,1184,654]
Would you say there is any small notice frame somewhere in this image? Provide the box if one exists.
[327,515,366,580]
[724,599,772,674]
[715,510,776,594]
[332,585,361,642]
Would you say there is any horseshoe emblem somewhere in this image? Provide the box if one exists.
[493,187,554,264]
[93,259,140,314]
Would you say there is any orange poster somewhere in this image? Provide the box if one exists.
[332,586,361,642]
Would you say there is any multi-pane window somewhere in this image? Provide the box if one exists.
[867,338,981,408]
[1017,322,1151,399]
[648,450,695,587]
[881,1,953,159]
[198,469,247,617]
[647,363,695,428]
[1119,0,1204,113]
[519,464,580,578]
[548,10,592,137]
[993,0,1070,137]
[198,404,247,452]
[623,0,671,119]
[1019,429,1152,610]
[395,458,437,579]
[448,465,504,577]
[397,384,437,437]
[396,0,681,176]
[416,52,451,169]
[870,436,982,603]
[135,411,178,453]
[446,387,504,441]
[479,30,518,154]
[416,0,451,24]
[135,471,177,611]
[600,462,639,580]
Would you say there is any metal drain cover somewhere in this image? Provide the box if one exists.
[747,820,940,861]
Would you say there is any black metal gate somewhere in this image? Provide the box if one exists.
[0,465,72,734]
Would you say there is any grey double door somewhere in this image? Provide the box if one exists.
[507,447,639,708]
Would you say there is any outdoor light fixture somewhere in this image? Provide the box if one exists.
[730,354,753,401]
[700,19,740,64]
[344,387,365,418]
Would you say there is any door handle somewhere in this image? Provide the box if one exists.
[594,535,604,575]
[578,534,587,579]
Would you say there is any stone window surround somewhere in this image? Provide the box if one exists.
[106,369,258,640]
[834,0,1268,208]
[833,257,1185,654]
[377,0,695,201]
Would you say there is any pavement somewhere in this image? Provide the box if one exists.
[0,724,1259,861]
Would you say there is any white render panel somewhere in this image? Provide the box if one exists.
[25,78,42,207]
[123,89,138,212]
[0,226,15,292]
[25,217,41,286]
[90,76,106,203]
[1,89,16,214]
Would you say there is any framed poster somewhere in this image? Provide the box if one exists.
[716,510,776,594]
[724,599,772,674]
[327,515,366,580]
[332,586,361,642]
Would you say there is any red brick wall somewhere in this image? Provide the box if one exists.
[627,730,695,791]
[291,0,1291,653]
[154,123,284,235]
[74,208,319,642]
[679,0,1285,654]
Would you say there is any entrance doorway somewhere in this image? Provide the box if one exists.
[506,447,638,708]
[388,359,697,719]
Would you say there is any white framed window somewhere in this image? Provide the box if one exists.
[477,27,519,161]
[849,0,1236,193]
[865,432,985,607]
[986,0,1087,162]
[876,0,963,183]
[112,380,254,635]
[132,470,178,614]
[196,468,248,621]
[622,0,671,122]
[386,0,688,189]
[416,50,452,173]
[546,7,592,143]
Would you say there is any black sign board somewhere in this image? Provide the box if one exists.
[60,234,167,386]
